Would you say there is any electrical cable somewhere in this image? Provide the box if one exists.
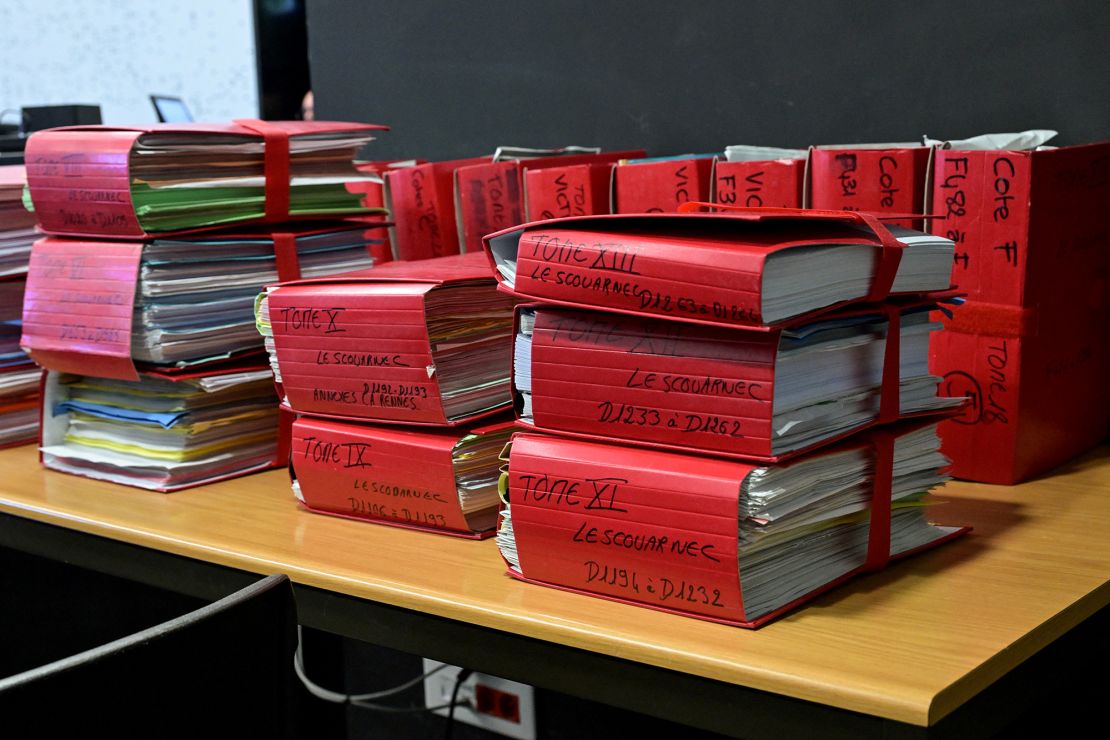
[292,626,453,705]
[444,668,474,740]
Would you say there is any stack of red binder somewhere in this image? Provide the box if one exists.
[483,206,969,627]
[382,148,643,261]
[926,133,1110,483]
[18,120,391,490]
[257,252,517,537]
[0,166,41,447]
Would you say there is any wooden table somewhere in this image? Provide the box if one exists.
[1,443,1107,738]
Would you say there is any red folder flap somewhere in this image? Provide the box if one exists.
[612,157,715,214]
[291,416,476,534]
[21,237,142,381]
[267,284,447,423]
[714,157,805,209]
[523,163,614,221]
[24,120,387,238]
[274,250,494,288]
[809,145,930,229]
[484,209,919,331]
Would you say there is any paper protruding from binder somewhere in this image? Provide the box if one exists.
[922,129,1058,150]
[724,145,807,162]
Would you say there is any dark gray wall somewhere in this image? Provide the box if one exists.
[305,0,1109,160]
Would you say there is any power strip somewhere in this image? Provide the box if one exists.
[422,660,536,740]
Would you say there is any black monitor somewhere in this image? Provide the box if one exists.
[150,94,193,123]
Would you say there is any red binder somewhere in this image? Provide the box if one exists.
[21,223,382,381]
[454,150,642,254]
[808,144,931,229]
[714,156,805,209]
[928,141,1110,483]
[483,208,952,330]
[523,162,615,221]
[23,120,388,238]
[514,302,956,462]
[264,252,516,425]
[384,157,490,260]
[500,426,968,628]
[290,415,512,537]
[612,156,715,213]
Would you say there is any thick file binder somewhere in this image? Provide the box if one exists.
[259,252,516,425]
[485,208,954,330]
[23,120,388,237]
[497,424,968,627]
[513,303,961,461]
[290,416,512,537]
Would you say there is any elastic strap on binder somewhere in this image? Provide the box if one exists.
[864,429,895,572]
[274,405,294,468]
[273,232,301,281]
[941,301,1033,338]
[233,118,291,222]
[878,304,901,425]
[675,203,906,303]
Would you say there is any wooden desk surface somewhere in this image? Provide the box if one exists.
[0,444,1107,727]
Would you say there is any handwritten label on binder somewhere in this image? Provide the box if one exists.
[22,238,142,380]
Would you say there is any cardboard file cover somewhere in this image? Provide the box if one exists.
[612,157,714,214]
[515,302,951,462]
[808,145,931,229]
[454,150,642,254]
[266,252,514,426]
[23,120,387,238]
[714,157,805,209]
[928,141,1110,483]
[21,224,383,381]
[501,428,968,627]
[291,415,512,538]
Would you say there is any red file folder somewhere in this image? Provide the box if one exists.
[499,426,968,627]
[928,141,1110,483]
[264,252,516,426]
[455,150,642,254]
[21,223,382,381]
[809,144,931,229]
[523,162,615,221]
[714,156,805,209]
[484,208,953,330]
[513,301,957,462]
[384,157,490,260]
[612,156,714,213]
[290,415,512,537]
[23,120,388,238]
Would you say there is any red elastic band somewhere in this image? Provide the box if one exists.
[273,233,301,281]
[675,203,905,302]
[864,430,895,572]
[234,118,291,222]
[941,301,1033,338]
[274,405,294,467]
[878,305,901,425]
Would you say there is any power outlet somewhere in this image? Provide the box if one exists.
[422,659,536,740]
